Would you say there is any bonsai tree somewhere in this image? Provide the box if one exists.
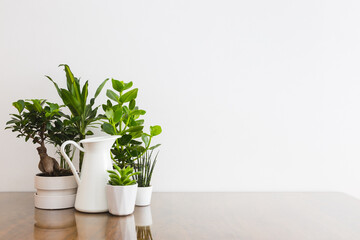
[47,64,108,171]
[101,79,162,168]
[6,99,73,176]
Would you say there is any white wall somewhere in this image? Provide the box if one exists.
[1,0,360,197]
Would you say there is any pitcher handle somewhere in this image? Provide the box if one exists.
[60,140,85,185]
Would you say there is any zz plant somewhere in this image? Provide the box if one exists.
[5,99,74,176]
[107,164,140,186]
[47,64,108,171]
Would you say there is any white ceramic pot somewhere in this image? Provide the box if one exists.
[135,186,153,206]
[34,175,77,210]
[106,184,137,216]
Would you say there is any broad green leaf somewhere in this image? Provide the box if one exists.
[105,109,114,120]
[113,109,122,123]
[118,134,132,145]
[95,78,109,98]
[142,134,150,147]
[112,79,125,92]
[150,125,162,136]
[131,109,146,116]
[124,81,133,90]
[129,99,135,110]
[120,88,138,103]
[126,126,144,132]
[101,123,116,135]
[106,89,119,102]
[136,119,144,125]
[12,100,25,113]
[32,100,43,112]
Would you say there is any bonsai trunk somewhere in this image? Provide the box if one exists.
[36,144,72,176]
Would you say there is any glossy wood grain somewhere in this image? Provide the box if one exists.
[1,192,360,239]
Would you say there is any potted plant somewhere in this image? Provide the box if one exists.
[100,79,162,206]
[106,164,140,216]
[100,79,147,168]
[134,150,160,206]
[6,99,78,209]
[47,64,108,171]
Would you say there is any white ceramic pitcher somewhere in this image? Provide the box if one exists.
[60,136,120,213]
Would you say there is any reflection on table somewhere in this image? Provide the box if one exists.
[33,206,153,240]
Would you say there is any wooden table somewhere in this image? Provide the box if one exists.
[1,192,360,239]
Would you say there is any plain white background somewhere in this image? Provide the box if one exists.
[1,0,360,198]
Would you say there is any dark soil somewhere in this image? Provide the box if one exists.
[36,168,73,177]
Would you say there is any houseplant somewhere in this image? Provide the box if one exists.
[134,149,159,206]
[101,79,162,206]
[101,79,147,168]
[106,164,140,216]
[6,99,78,209]
[47,64,108,171]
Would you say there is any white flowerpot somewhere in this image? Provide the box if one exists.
[135,186,153,206]
[134,206,152,226]
[34,175,77,210]
[106,184,137,216]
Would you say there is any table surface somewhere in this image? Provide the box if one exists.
[1,192,360,240]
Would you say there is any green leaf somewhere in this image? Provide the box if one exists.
[129,99,135,110]
[106,89,119,102]
[120,88,138,103]
[60,64,82,102]
[149,144,161,150]
[150,125,162,136]
[142,134,150,147]
[112,79,125,92]
[95,78,109,98]
[105,109,114,120]
[124,81,133,90]
[12,100,25,113]
[32,100,43,112]
[126,126,144,132]
[118,134,132,145]
[131,109,146,116]
[113,109,122,123]
[102,123,116,135]
[81,80,89,105]
[46,75,62,97]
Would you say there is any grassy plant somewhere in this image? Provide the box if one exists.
[133,150,159,187]
[107,164,140,186]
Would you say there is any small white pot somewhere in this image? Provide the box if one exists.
[106,184,137,216]
[135,186,153,206]
[34,175,77,210]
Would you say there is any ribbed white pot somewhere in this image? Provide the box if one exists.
[135,186,153,206]
[34,175,77,210]
[106,184,137,216]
